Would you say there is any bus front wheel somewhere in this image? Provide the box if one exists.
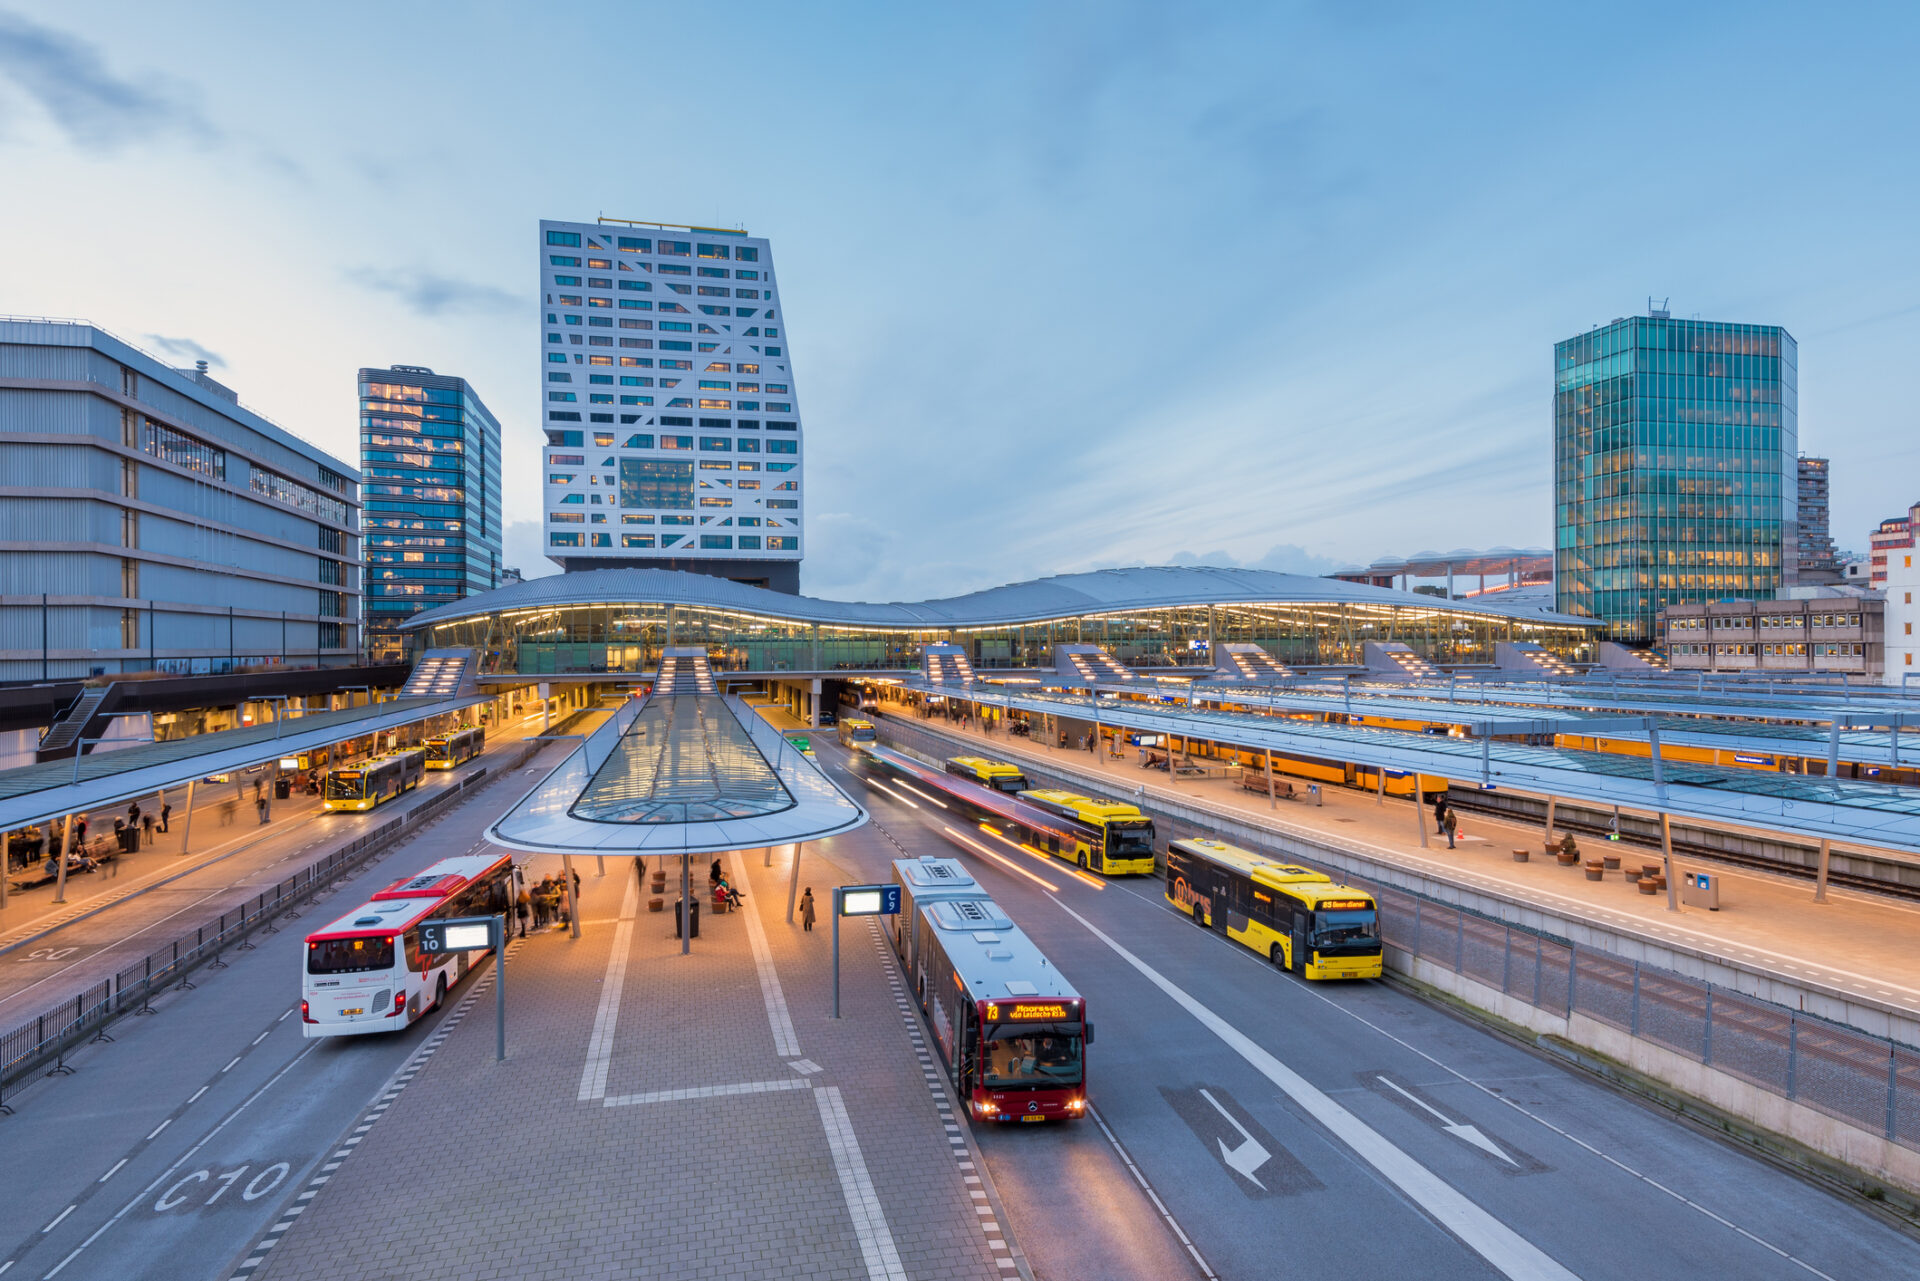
[1270,944,1284,968]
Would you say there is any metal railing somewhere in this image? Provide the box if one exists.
[876,716,1920,1153]
[0,740,539,1109]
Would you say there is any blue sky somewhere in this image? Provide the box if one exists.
[2,2,1916,601]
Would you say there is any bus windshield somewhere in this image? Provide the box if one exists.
[1109,822,1155,856]
[1313,909,1380,949]
[307,935,395,975]
[847,724,875,742]
[326,772,367,800]
[982,1025,1083,1088]
[989,774,1027,793]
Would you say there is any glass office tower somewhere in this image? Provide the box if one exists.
[1554,312,1797,642]
[359,365,504,662]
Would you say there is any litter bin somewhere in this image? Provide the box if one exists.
[675,897,701,939]
[1680,871,1721,911]
[274,778,291,800]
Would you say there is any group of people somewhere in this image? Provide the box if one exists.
[1433,795,1460,848]
[709,859,746,912]
[514,871,581,935]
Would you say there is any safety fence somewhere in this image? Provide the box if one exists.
[875,716,1920,1154]
[0,740,540,1107]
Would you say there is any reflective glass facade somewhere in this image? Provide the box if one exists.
[360,367,504,663]
[1555,316,1797,642]
[419,600,1596,677]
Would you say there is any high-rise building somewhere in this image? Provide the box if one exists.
[0,319,361,678]
[359,365,502,663]
[1870,504,1916,587]
[1795,455,1841,584]
[537,217,803,594]
[1553,310,1798,642]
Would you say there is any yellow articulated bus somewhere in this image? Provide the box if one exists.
[323,748,427,812]
[1017,791,1156,875]
[944,757,1029,794]
[836,718,877,748]
[424,725,485,770]
[1165,838,1382,980]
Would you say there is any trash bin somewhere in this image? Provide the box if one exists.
[274,778,291,800]
[1680,871,1721,911]
[675,897,701,939]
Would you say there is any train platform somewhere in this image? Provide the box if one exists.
[248,835,1025,1280]
[868,709,1920,1030]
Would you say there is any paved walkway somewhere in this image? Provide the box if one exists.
[250,837,1021,1281]
[878,708,1920,1024]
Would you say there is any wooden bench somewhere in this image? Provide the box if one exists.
[1239,771,1297,800]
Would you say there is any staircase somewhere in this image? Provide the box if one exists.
[36,687,110,761]
[399,649,481,699]
[922,643,975,684]
[654,648,716,698]
[1493,641,1577,680]
[1362,641,1440,682]
[1053,644,1134,686]
[1217,643,1295,682]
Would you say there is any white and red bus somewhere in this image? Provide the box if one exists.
[896,864,1091,1123]
[301,851,515,1038]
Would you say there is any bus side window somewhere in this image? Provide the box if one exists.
[403,930,424,973]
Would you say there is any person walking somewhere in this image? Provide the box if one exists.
[158,802,170,834]
[532,886,550,930]
[256,795,271,825]
[799,887,816,932]
[219,797,236,826]
[516,889,532,938]
[1441,806,1458,850]
[571,869,582,902]
[140,811,155,845]
[633,856,645,890]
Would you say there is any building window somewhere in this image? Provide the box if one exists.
[547,230,581,246]
[658,240,690,256]
[550,532,582,546]
[697,243,731,259]
[620,458,694,509]
[768,440,797,454]
[700,535,732,549]
[767,536,797,550]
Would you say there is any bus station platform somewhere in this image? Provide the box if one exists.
[248,835,1025,1281]
[866,709,1920,1039]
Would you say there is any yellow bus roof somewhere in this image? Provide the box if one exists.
[1171,838,1375,907]
[844,718,874,728]
[1024,790,1144,821]
[948,756,1023,777]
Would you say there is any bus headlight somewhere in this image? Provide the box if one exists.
[977,1101,997,1116]
[1067,1097,1084,1112]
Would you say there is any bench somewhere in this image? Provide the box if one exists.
[1239,771,1297,800]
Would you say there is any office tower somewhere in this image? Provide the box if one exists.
[0,319,361,679]
[538,217,802,593]
[1795,455,1841,584]
[359,365,503,663]
[1553,309,1798,642]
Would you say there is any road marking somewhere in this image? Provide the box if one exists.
[1052,899,1580,1281]
[96,1162,126,1184]
[1198,1088,1272,1187]
[575,875,638,1102]
[222,1057,241,1073]
[187,1087,208,1104]
[251,1030,271,1046]
[814,1084,909,1281]
[732,852,800,1059]
[145,1119,171,1141]
[38,1209,73,1235]
[604,1078,812,1107]
[1375,1076,1516,1165]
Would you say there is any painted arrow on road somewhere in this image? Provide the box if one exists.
[1376,1076,1517,1166]
[1199,1088,1270,1189]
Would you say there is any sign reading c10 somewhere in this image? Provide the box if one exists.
[419,916,500,954]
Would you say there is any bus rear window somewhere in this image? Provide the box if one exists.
[307,936,395,974]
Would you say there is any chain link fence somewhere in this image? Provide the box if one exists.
[0,740,538,1108]
[875,716,1920,1154]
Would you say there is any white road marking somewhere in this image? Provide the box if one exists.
[1376,1076,1516,1165]
[575,875,638,1102]
[603,1078,811,1107]
[187,1087,208,1104]
[144,1119,171,1141]
[814,1084,909,1281]
[1053,899,1581,1281]
[1199,1088,1272,1187]
[95,1161,126,1184]
[732,853,800,1059]
[39,1208,74,1235]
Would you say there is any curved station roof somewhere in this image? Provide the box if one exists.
[406,565,1597,632]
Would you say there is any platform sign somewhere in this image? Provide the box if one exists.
[837,885,901,917]
[418,915,499,954]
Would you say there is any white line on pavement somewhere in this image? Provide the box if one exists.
[603,1078,812,1107]
[1052,898,1582,1281]
[576,874,639,1102]
[732,852,800,1059]
[814,1084,909,1281]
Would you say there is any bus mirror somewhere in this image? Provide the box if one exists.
[1084,1023,1095,1045]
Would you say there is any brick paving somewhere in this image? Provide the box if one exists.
[250,838,1014,1281]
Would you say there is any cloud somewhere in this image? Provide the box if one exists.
[1115,544,1348,578]
[344,266,522,317]
[0,12,214,148]
[144,333,225,369]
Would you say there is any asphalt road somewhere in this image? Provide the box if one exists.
[0,738,571,1281]
[811,736,1920,1281]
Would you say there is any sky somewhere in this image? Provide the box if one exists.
[2,2,1917,603]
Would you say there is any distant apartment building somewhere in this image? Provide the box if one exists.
[1869,503,1916,588]
[538,217,802,593]
[1885,548,1920,684]
[0,320,361,680]
[1554,310,1797,642]
[359,365,503,663]
[1795,455,1841,584]
[1661,595,1882,679]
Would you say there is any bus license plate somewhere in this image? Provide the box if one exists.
[341,1007,363,1016]
[1020,1114,1046,1123]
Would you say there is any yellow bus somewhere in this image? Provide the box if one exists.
[424,725,485,770]
[1165,838,1382,980]
[1017,791,1156,875]
[836,718,877,748]
[324,749,427,812]
[944,757,1028,794]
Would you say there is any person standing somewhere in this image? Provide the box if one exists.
[799,887,816,932]
[158,802,170,834]
[1432,794,1450,835]
[127,800,141,830]
[1441,806,1458,850]
[75,815,88,846]
[516,889,532,938]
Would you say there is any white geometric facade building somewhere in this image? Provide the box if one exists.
[538,218,803,592]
